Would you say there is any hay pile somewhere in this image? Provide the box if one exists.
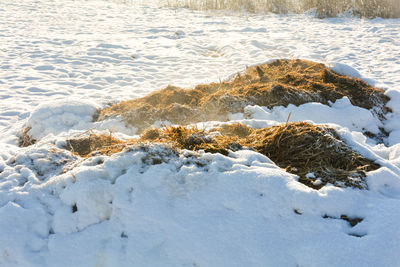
[65,132,125,157]
[22,59,385,189]
[247,122,380,189]
[99,59,390,134]
[65,122,380,190]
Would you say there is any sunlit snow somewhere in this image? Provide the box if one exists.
[0,0,400,266]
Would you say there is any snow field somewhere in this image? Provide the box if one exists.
[1,0,400,141]
[0,0,400,266]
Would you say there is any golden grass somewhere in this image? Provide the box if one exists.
[65,122,380,189]
[213,123,254,138]
[65,132,127,157]
[247,122,379,189]
[99,59,389,134]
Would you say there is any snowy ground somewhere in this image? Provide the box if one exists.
[1,0,400,266]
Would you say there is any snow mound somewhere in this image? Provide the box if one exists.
[0,140,399,266]
[386,89,400,114]
[246,97,381,135]
[61,123,380,190]
[328,62,362,78]
[0,1,399,265]
[98,59,389,134]
[26,100,100,140]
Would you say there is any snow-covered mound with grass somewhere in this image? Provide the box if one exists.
[2,140,400,266]
[0,0,400,266]
[245,97,382,134]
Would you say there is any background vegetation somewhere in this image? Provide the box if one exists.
[164,0,400,18]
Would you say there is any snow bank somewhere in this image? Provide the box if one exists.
[386,89,400,114]
[0,142,399,266]
[0,202,49,266]
[384,90,400,145]
[245,97,381,134]
[26,100,100,140]
[328,62,362,78]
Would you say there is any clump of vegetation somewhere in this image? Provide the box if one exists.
[165,0,400,18]
[20,59,390,148]
[99,59,389,134]
[65,122,380,190]
[19,127,36,147]
[213,123,253,138]
[141,128,161,140]
[140,125,238,155]
[247,122,380,189]
[65,132,126,157]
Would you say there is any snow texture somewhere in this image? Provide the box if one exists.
[27,100,100,140]
[0,0,400,266]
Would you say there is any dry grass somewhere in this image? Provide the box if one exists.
[99,59,389,134]
[165,0,400,18]
[140,125,239,155]
[66,122,380,189]
[65,132,127,157]
[247,122,379,189]
[213,123,254,138]
[19,127,36,147]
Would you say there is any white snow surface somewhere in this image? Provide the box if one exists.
[245,97,382,135]
[27,99,100,140]
[1,0,400,266]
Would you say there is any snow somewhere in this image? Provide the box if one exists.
[27,99,100,140]
[0,0,400,266]
[328,62,362,78]
[245,97,382,135]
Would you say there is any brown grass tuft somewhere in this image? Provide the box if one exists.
[65,132,127,157]
[140,125,233,155]
[141,128,161,140]
[19,127,36,147]
[247,122,380,189]
[99,59,389,134]
[213,123,254,138]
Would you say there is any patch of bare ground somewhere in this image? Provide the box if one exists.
[65,122,380,190]
[98,59,390,135]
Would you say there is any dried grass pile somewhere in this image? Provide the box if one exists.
[247,122,380,189]
[65,122,380,190]
[99,59,389,134]
[140,126,238,156]
[65,132,126,157]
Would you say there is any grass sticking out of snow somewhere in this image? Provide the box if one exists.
[248,122,380,189]
[18,127,36,147]
[99,59,390,135]
[65,122,380,190]
[165,0,400,18]
[65,132,126,157]
[214,122,254,138]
